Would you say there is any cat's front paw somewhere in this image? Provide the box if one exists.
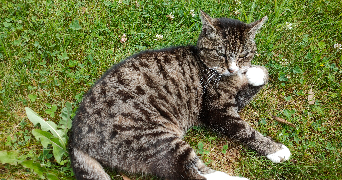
[266,145,291,163]
[203,171,249,180]
[246,67,266,86]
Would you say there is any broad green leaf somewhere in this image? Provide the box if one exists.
[45,105,57,118]
[32,129,68,164]
[32,129,66,150]
[52,143,67,164]
[87,54,94,64]
[198,141,204,150]
[318,41,326,49]
[51,105,57,112]
[28,94,37,102]
[103,1,113,6]
[56,129,66,140]
[45,103,52,108]
[283,109,295,119]
[284,96,292,101]
[59,102,72,130]
[21,160,46,179]
[197,142,204,154]
[13,39,21,46]
[3,22,12,27]
[58,52,69,61]
[46,172,60,180]
[293,66,303,74]
[33,41,41,48]
[5,136,12,146]
[222,144,228,154]
[69,20,82,30]
[25,107,66,147]
[68,60,77,67]
[278,72,288,82]
[0,150,25,165]
[45,169,60,180]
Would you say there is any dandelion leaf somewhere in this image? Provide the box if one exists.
[32,129,66,150]
[59,102,72,130]
[0,150,25,165]
[25,107,66,147]
[52,142,67,164]
[21,160,46,179]
[32,129,67,164]
[46,172,60,180]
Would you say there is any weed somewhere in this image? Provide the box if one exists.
[0,102,73,179]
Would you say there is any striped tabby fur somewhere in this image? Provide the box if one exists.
[69,11,290,180]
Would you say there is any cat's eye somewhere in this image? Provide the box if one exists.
[239,51,248,58]
[217,51,227,58]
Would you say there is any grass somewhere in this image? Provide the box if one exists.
[1,0,341,179]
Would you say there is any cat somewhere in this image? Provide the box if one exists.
[68,11,291,180]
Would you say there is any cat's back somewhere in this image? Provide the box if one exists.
[70,46,204,152]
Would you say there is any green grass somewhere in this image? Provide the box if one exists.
[1,0,341,179]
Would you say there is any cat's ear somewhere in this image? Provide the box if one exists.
[200,10,216,33]
[247,16,268,40]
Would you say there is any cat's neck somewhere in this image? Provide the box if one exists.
[191,46,223,93]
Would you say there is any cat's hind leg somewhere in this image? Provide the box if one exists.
[70,148,111,180]
[142,137,209,180]
[144,135,248,180]
[129,133,246,180]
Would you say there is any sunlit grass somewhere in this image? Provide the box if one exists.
[1,0,341,179]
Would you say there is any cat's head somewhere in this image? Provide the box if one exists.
[197,11,267,76]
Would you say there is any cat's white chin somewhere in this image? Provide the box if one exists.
[266,145,291,163]
[246,67,266,86]
[203,171,249,180]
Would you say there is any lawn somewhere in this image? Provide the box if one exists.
[0,0,341,179]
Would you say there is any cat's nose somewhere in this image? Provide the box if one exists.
[228,68,237,73]
[228,63,239,73]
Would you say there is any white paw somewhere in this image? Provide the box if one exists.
[246,67,266,86]
[203,171,249,180]
[266,145,291,163]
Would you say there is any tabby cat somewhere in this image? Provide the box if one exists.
[68,11,291,180]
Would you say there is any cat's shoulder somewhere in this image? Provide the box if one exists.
[90,45,198,86]
[104,45,197,72]
[131,45,198,59]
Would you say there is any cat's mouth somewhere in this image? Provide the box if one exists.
[210,66,248,76]
[238,67,249,74]
[221,70,235,76]
[221,68,248,76]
